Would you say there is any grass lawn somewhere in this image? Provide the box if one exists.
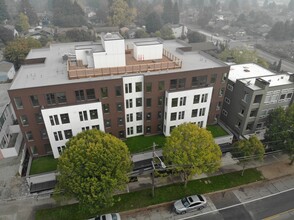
[124,135,166,153]
[29,155,58,175]
[206,124,228,137]
[35,168,263,220]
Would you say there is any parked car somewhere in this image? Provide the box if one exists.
[173,194,207,214]
[88,213,120,220]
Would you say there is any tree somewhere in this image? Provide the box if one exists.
[19,0,38,25]
[276,59,282,72]
[218,49,269,69]
[4,37,41,69]
[187,30,206,43]
[55,129,132,214]
[233,136,265,176]
[172,2,179,24]
[135,29,150,38]
[0,26,14,44]
[15,13,30,33]
[65,29,95,42]
[265,105,294,165]
[160,25,175,40]
[197,7,213,27]
[162,0,173,24]
[163,123,222,187]
[0,0,9,23]
[146,11,162,34]
[108,0,137,27]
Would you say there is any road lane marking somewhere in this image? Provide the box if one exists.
[178,187,294,220]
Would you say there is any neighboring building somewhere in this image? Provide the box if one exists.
[168,24,188,38]
[220,63,294,139]
[8,33,229,158]
[0,83,23,159]
[0,61,16,82]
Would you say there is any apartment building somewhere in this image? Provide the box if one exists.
[220,63,294,139]
[8,33,229,158]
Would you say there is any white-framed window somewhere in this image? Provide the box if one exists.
[125,83,132,93]
[126,99,133,108]
[222,109,228,116]
[127,127,134,135]
[178,111,185,120]
[179,97,186,106]
[199,108,206,116]
[198,121,203,128]
[225,97,230,104]
[201,94,208,103]
[227,84,233,91]
[127,113,133,122]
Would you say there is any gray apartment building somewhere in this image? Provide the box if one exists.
[220,63,294,139]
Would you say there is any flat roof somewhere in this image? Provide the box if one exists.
[10,39,227,90]
[102,32,123,41]
[240,74,293,90]
[228,63,275,83]
[134,40,162,46]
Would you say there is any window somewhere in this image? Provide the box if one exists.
[101,87,108,98]
[115,86,122,96]
[199,108,206,116]
[193,95,200,104]
[180,97,186,106]
[146,126,151,133]
[171,98,178,107]
[40,129,48,139]
[254,95,262,103]
[246,123,253,131]
[75,90,85,101]
[191,109,198,117]
[49,115,59,125]
[158,81,165,91]
[198,121,204,128]
[240,108,245,115]
[119,131,125,138]
[46,93,56,105]
[170,126,176,133]
[104,119,111,128]
[170,79,177,90]
[146,82,152,92]
[125,83,132,93]
[178,78,186,88]
[64,129,73,139]
[79,111,88,121]
[136,98,142,107]
[35,113,43,124]
[280,94,286,100]
[117,103,123,112]
[158,96,163,106]
[225,97,230,104]
[126,99,133,108]
[146,98,152,107]
[171,112,177,121]
[243,92,249,103]
[86,89,95,100]
[118,117,124,125]
[210,74,217,84]
[178,111,185,120]
[222,109,228,116]
[20,115,28,126]
[127,113,133,122]
[92,125,100,130]
[26,131,34,141]
[158,111,162,119]
[250,109,258,117]
[56,92,67,104]
[222,73,228,82]
[90,110,98,119]
[157,124,162,132]
[127,127,134,135]
[30,95,39,107]
[82,126,90,131]
[146,112,151,120]
[14,97,23,109]
[227,84,234,91]
[136,112,142,121]
[219,88,225,97]
[192,75,207,87]
[137,125,143,133]
[217,102,222,110]
[60,113,70,124]
[136,82,142,92]
[201,94,208,103]
[236,121,241,128]
[286,93,293,99]
[103,104,110,113]
[30,146,38,155]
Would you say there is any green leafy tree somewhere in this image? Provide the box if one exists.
[108,0,137,27]
[15,13,30,33]
[265,105,294,165]
[4,37,41,69]
[218,48,269,68]
[233,136,265,176]
[159,25,175,40]
[19,0,38,25]
[163,123,222,187]
[65,29,95,42]
[187,30,206,43]
[135,29,150,38]
[0,0,9,23]
[146,11,162,34]
[0,26,14,44]
[55,130,132,214]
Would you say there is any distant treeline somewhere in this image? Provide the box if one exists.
[267,20,294,41]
